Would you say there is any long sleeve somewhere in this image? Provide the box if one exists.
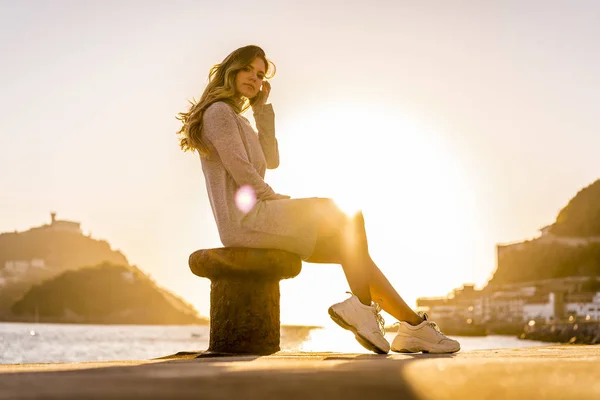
[253,103,280,169]
[203,102,277,201]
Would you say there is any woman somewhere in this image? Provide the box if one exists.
[177,45,460,354]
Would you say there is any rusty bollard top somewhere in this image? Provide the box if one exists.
[189,247,302,280]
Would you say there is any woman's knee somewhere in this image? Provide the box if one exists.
[322,198,365,226]
[306,232,343,264]
[311,199,344,234]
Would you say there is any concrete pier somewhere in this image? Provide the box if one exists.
[1,345,599,399]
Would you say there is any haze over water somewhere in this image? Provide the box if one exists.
[0,323,549,364]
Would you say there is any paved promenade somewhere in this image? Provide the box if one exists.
[1,345,599,399]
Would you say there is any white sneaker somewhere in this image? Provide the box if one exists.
[328,293,390,354]
[391,312,460,354]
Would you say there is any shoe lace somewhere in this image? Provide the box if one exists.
[418,311,447,337]
[345,292,386,335]
[427,321,444,335]
[372,302,386,335]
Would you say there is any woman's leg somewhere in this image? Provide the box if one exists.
[304,198,423,324]
[304,200,373,305]
[349,211,423,325]
[368,258,423,325]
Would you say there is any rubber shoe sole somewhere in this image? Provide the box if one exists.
[392,337,459,354]
[328,307,388,354]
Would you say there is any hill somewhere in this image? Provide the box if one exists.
[10,262,208,325]
[550,179,600,237]
[488,179,600,286]
[0,222,129,317]
[490,241,600,285]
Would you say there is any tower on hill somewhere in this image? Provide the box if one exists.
[48,212,82,234]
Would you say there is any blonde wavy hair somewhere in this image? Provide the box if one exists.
[176,45,276,155]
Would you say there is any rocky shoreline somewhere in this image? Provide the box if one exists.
[521,321,600,344]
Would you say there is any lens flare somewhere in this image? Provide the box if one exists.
[235,185,256,214]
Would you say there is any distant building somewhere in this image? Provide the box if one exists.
[536,224,600,247]
[496,227,600,267]
[418,277,600,324]
[425,226,600,324]
[121,271,135,283]
[417,284,485,324]
[565,292,600,321]
[3,259,46,275]
[25,212,83,235]
[522,292,555,323]
[450,284,484,322]
[4,260,31,275]
[484,286,536,323]
[48,212,82,234]
[416,297,457,321]
[539,225,553,237]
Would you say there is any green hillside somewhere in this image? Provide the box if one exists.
[10,262,207,325]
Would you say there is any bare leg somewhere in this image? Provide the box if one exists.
[304,200,376,305]
[367,256,423,325]
[305,200,420,320]
[350,212,423,325]
[306,206,373,305]
[341,233,375,305]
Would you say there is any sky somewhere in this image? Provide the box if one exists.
[1,0,599,326]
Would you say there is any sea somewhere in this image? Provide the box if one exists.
[0,322,551,364]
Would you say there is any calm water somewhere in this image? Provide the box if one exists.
[0,322,550,364]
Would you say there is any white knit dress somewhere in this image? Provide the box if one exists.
[200,101,334,260]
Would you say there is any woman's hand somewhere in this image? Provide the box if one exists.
[252,81,271,109]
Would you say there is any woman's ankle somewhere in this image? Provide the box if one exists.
[405,314,425,326]
[355,292,372,306]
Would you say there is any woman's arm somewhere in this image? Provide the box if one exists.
[203,102,278,201]
[253,104,280,169]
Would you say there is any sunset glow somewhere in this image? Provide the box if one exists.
[1,2,599,327]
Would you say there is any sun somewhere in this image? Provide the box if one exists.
[333,195,363,217]
[269,102,483,325]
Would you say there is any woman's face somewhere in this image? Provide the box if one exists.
[234,57,266,99]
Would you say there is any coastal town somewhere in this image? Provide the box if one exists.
[417,224,600,338]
